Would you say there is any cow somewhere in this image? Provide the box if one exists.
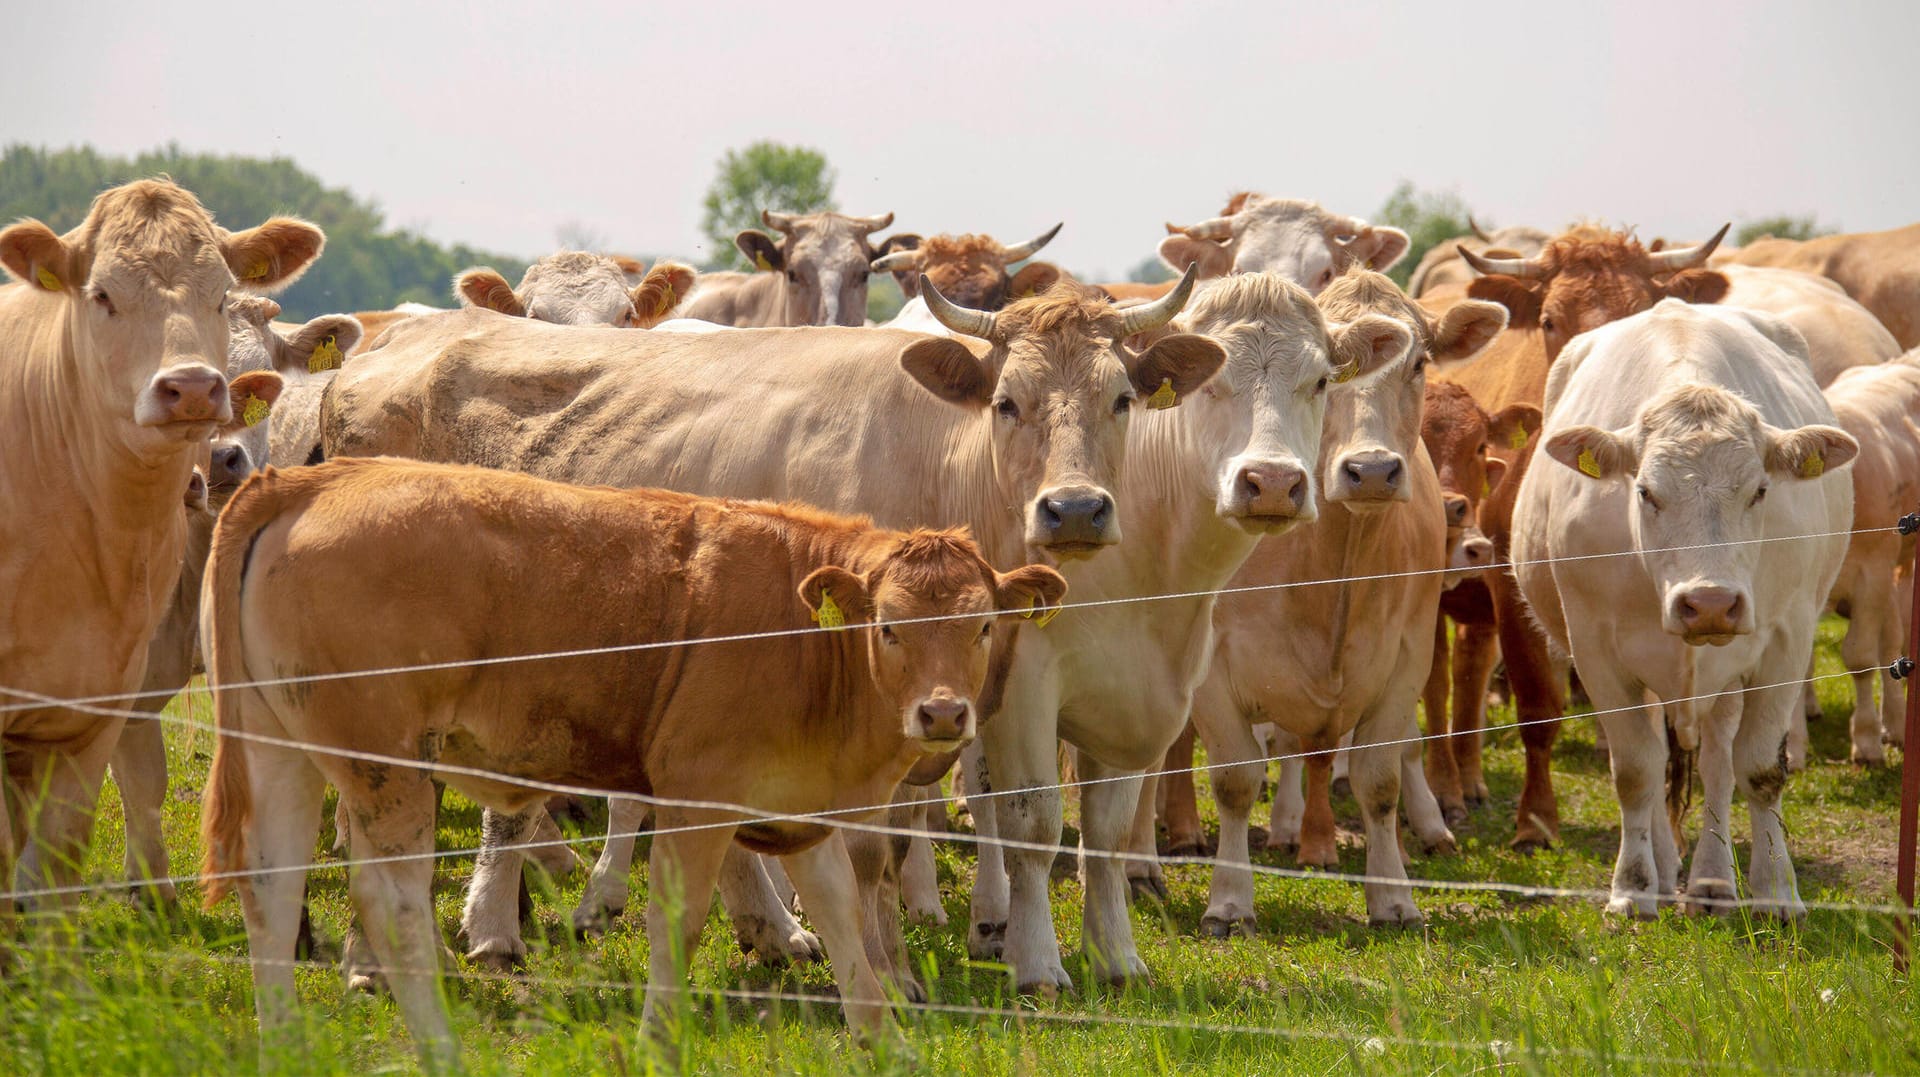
[680,210,913,327]
[870,224,1064,308]
[1416,381,1538,822]
[1187,269,1504,933]
[1407,217,1550,301]
[1819,350,1920,764]
[197,457,1066,1064]
[223,295,365,467]
[1723,224,1920,349]
[1718,265,1900,386]
[1161,193,1412,293]
[0,178,322,908]
[1511,299,1854,919]
[1425,224,1729,849]
[455,251,695,328]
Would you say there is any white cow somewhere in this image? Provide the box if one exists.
[1512,299,1856,918]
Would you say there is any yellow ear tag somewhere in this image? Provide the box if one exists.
[1800,451,1824,479]
[1022,596,1061,628]
[1146,378,1179,410]
[245,262,270,280]
[241,395,270,428]
[1577,447,1602,478]
[308,335,342,374]
[754,253,775,272]
[1332,362,1359,385]
[1508,426,1529,451]
[812,592,846,629]
[35,267,61,291]
[656,282,676,316]
[1481,477,1491,500]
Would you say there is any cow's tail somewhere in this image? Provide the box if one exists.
[199,467,283,908]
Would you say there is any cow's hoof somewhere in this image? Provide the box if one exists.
[968,920,1006,961]
[1015,965,1073,998]
[1440,802,1470,828]
[1604,895,1659,921]
[1127,874,1168,905]
[1851,744,1886,767]
[345,968,387,995]
[734,918,822,966]
[1263,837,1299,856]
[892,974,929,1005]
[571,903,622,940]
[1200,914,1255,939]
[1510,835,1553,856]
[1681,878,1737,916]
[1093,953,1151,988]
[1368,903,1424,928]
[1162,838,1208,859]
[1296,844,1338,870]
[469,949,525,974]
[1418,830,1458,857]
[905,904,948,927]
[1247,825,1270,848]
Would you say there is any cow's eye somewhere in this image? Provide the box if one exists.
[93,290,116,316]
[1315,267,1334,290]
[979,622,994,642]
[1750,485,1768,508]
[1112,393,1133,415]
[1540,315,1556,333]
[995,398,1020,421]
[880,625,899,645]
[1638,486,1660,511]
[1313,377,1328,395]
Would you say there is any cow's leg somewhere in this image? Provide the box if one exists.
[237,740,326,1043]
[523,803,585,879]
[0,757,14,919]
[900,788,946,925]
[639,817,732,1041]
[783,831,891,1039]
[1495,580,1565,851]
[1329,732,1351,798]
[1735,682,1805,920]
[111,714,176,905]
[573,796,647,935]
[1296,746,1338,869]
[1265,726,1306,853]
[462,803,539,970]
[1592,679,1664,920]
[1349,713,1421,926]
[960,743,1008,960]
[1450,621,1500,806]
[1842,580,1890,765]
[980,710,1072,993]
[1076,754,1149,985]
[719,845,821,964]
[1193,690,1264,937]
[1422,618,1467,825]
[1121,763,1165,902]
[1399,729,1457,856]
[762,854,799,911]
[14,721,122,908]
[332,795,350,855]
[1682,693,1743,914]
[846,792,923,1003]
[1157,722,1206,856]
[346,772,454,1068]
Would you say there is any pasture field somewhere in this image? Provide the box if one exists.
[4,617,1915,1075]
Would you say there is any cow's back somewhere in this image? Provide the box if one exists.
[1720,265,1900,386]
[1826,358,1920,533]
[682,271,785,327]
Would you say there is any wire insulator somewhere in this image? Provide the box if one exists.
[1893,657,1915,681]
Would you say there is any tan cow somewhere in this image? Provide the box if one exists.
[455,251,695,328]
[1406,217,1551,301]
[681,210,912,326]
[1190,269,1504,932]
[198,457,1065,1064]
[1162,193,1412,293]
[0,178,322,907]
[1820,350,1920,763]
[1724,224,1920,348]
[1718,265,1900,386]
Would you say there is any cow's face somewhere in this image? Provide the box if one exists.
[1163,196,1410,295]
[1421,380,1537,584]
[0,180,322,455]
[1543,383,1856,645]
[206,370,284,491]
[874,226,1064,311]
[1173,274,1406,533]
[900,277,1224,558]
[456,252,684,328]
[800,534,1067,750]
[736,211,900,327]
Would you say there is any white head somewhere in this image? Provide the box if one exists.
[1162,194,1411,294]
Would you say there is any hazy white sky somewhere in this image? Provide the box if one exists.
[6,0,1912,278]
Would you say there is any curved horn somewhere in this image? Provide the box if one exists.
[1169,216,1233,241]
[999,222,1063,263]
[1645,222,1730,272]
[1468,215,1494,243]
[920,274,998,339]
[870,248,924,274]
[1120,263,1200,337]
[761,209,798,233]
[846,211,895,234]
[1458,243,1548,280]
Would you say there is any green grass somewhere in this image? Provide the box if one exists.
[4,616,1916,1074]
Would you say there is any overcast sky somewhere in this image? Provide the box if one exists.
[6,0,1912,279]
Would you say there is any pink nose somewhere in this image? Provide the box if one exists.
[1673,587,1745,639]
[1459,534,1493,566]
[1237,462,1308,516]
[152,366,228,423]
[916,697,970,740]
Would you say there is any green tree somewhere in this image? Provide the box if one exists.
[699,141,836,270]
[1375,181,1474,288]
[1127,255,1176,285]
[1736,215,1832,247]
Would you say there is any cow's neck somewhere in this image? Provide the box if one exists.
[788,530,918,778]
[940,418,1022,569]
[1112,409,1267,592]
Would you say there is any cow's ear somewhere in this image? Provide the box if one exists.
[1157,235,1233,279]
[1128,333,1226,405]
[737,230,784,272]
[901,338,995,408]
[1329,313,1413,383]
[455,267,526,317]
[608,254,648,286]
[1765,423,1857,480]
[1482,455,1509,495]
[1543,425,1635,480]
[1348,226,1412,273]
[799,566,872,625]
[221,218,325,293]
[631,261,697,326]
[993,563,1068,616]
[1008,262,1063,299]
[1432,299,1508,362]
[0,220,74,292]
[1659,268,1729,307]
[1487,403,1543,453]
[283,315,363,375]
[1467,274,1544,329]
[220,370,284,434]
[871,233,921,264]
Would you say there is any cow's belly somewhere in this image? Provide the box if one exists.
[1052,621,1211,769]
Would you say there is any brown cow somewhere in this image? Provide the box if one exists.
[198,457,1065,1064]
[0,178,322,908]
[871,224,1064,308]
[1724,224,1920,349]
[1428,224,1728,848]
[456,251,695,328]
[681,210,913,326]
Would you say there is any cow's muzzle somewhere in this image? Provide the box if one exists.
[137,363,230,430]
[1331,449,1407,503]
[207,440,253,492]
[908,693,974,748]
[1030,485,1118,555]
[1224,459,1311,530]
[1667,585,1750,645]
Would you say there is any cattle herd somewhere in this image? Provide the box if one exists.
[3,179,1918,1064]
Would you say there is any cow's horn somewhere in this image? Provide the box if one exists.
[870,248,923,274]
[1120,263,1200,337]
[999,222,1063,263]
[1468,214,1494,243]
[1458,244,1548,280]
[761,209,798,233]
[1170,216,1233,242]
[921,275,998,339]
[847,212,895,234]
[1645,223,1730,272]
